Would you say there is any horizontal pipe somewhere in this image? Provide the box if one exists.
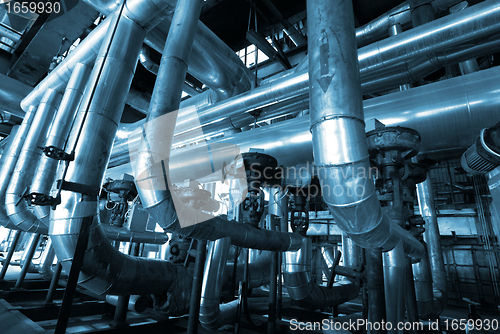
[358,0,500,75]
[100,224,169,244]
[146,65,500,185]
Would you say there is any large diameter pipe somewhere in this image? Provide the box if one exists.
[50,7,195,301]
[158,64,500,191]
[307,0,423,259]
[5,89,62,233]
[30,63,92,198]
[358,0,500,75]
[132,0,302,252]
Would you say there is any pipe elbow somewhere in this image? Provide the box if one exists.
[5,193,48,234]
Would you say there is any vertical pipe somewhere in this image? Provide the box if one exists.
[30,62,92,199]
[409,0,435,27]
[387,23,411,91]
[5,88,61,233]
[0,230,22,279]
[268,250,279,334]
[45,262,63,304]
[383,241,406,333]
[416,171,448,316]
[187,239,206,334]
[307,0,423,260]
[14,233,41,289]
[405,258,419,334]
[365,249,386,334]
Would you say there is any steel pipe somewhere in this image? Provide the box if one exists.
[307,0,423,259]
[358,0,500,75]
[31,63,92,199]
[283,236,361,310]
[49,6,195,303]
[199,237,235,330]
[5,89,62,233]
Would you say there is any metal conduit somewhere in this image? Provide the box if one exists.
[132,0,302,252]
[355,0,463,48]
[30,63,92,201]
[5,89,62,234]
[383,241,406,333]
[358,0,500,75]
[307,0,423,259]
[199,237,236,330]
[283,236,361,310]
[49,3,193,300]
[84,0,251,100]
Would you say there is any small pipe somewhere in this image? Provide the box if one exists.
[0,230,22,279]
[14,233,41,289]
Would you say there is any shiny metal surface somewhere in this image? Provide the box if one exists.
[307,0,423,259]
[0,124,25,230]
[358,1,500,75]
[31,63,92,196]
[64,16,144,191]
[20,18,110,111]
[199,237,235,330]
[5,89,62,233]
[383,241,406,333]
[38,238,56,281]
[144,14,251,100]
[415,171,448,317]
[283,235,361,309]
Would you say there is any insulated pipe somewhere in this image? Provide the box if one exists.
[84,0,251,100]
[50,5,196,302]
[138,45,201,97]
[100,224,169,244]
[20,19,110,111]
[199,237,235,330]
[415,172,448,318]
[307,0,423,259]
[383,241,406,333]
[132,0,302,252]
[114,64,500,186]
[5,89,62,234]
[30,63,92,199]
[0,119,35,230]
[365,249,387,332]
[355,0,463,48]
[358,0,500,75]
[283,236,361,310]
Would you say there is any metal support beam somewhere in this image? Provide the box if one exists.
[45,262,63,305]
[54,216,92,334]
[187,239,206,334]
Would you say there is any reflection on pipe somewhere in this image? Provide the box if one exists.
[283,237,361,310]
[383,241,406,333]
[307,0,423,259]
[6,89,61,233]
